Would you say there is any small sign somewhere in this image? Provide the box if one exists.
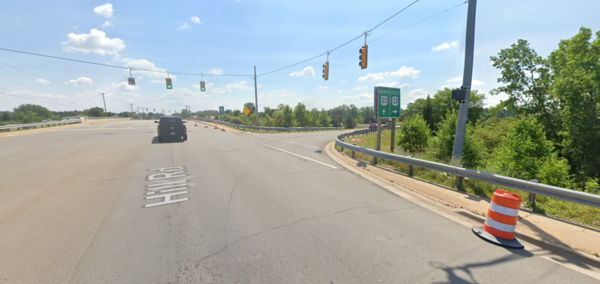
[243,107,251,116]
[374,86,401,119]
[128,77,136,85]
[219,106,225,115]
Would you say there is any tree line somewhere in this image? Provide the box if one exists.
[397,27,599,194]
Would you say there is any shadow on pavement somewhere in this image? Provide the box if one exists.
[151,136,184,144]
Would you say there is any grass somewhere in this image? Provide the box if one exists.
[337,132,600,229]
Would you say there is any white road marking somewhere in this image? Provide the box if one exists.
[251,133,276,140]
[144,166,193,208]
[288,141,320,149]
[51,127,155,131]
[99,125,107,128]
[128,122,143,129]
[264,144,337,169]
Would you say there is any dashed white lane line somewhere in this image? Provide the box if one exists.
[264,144,337,169]
[288,141,320,149]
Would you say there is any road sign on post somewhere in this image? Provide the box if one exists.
[243,107,251,116]
[374,86,401,119]
[219,106,224,115]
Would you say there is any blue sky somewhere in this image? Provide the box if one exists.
[1,0,599,114]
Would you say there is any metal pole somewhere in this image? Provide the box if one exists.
[373,118,382,165]
[451,0,477,165]
[391,118,396,152]
[254,66,259,127]
[101,92,107,116]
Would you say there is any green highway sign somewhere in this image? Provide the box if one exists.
[219,106,225,115]
[374,86,401,119]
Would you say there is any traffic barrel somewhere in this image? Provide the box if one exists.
[472,190,524,249]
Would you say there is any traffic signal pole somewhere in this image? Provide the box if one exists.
[452,0,477,185]
[254,66,259,127]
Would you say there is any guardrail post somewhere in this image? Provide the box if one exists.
[455,165,465,189]
[408,156,414,177]
[351,144,356,159]
[529,179,539,207]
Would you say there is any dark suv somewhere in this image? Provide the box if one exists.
[156,117,187,142]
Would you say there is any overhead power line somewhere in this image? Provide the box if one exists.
[0,90,75,107]
[0,47,251,77]
[257,0,420,76]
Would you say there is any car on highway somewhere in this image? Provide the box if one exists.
[156,117,187,142]
[369,122,377,129]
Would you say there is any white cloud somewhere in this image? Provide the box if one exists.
[338,90,343,93]
[61,29,125,56]
[431,41,459,52]
[446,77,484,86]
[35,78,50,85]
[179,23,190,30]
[93,3,114,18]
[340,93,372,105]
[66,77,93,85]
[340,80,346,84]
[208,69,223,75]
[439,85,450,90]
[358,72,386,82]
[317,86,330,91]
[190,16,201,25]
[389,66,420,79]
[289,66,315,77]
[399,83,410,89]
[113,81,139,92]
[358,66,420,82]
[192,81,253,95]
[119,58,175,82]
[352,86,368,91]
[102,21,113,28]
[407,89,428,99]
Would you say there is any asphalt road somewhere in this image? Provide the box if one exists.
[0,120,598,283]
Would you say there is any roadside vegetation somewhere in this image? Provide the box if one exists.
[338,27,600,228]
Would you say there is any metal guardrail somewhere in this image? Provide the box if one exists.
[196,117,345,132]
[335,129,600,209]
[0,119,83,132]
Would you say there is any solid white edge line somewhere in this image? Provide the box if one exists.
[264,144,337,169]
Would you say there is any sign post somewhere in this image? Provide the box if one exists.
[374,86,401,163]
[219,106,225,115]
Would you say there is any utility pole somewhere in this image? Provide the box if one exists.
[130,103,133,114]
[254,66,259,127]
[452,0,477,187]
[100,92,107,116]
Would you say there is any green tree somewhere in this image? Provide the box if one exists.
[549,27,600,179]
[319,108,330,127]
[493,118,552,180]
[433,110,484,169]
[87,107,105,117]
[244,102,255,114]
[293,103,308,127]
[422,95,434,131]
[343,113,356,129]
[359,106,374,123]
[12,104,56,123]
[398,114,430,153]
[490,39,558,142]
[282,105,293,127]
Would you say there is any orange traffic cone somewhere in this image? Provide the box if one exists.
[472,190,524,249]
[221,123,225,131]
[214,122,218,129]
[194,120,197,126]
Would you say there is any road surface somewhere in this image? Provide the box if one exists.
[0,120,597,283]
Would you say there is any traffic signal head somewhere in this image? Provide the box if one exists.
[322,62,329,81]
[359,45,368,70]
[200,81,206,92]
[166,78,173,89]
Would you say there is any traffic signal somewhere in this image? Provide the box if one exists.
[359,45,368,70]
[322,62,329,81]
[166,78,173,89]
[200,81,206,92]
[128,77,136,85]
